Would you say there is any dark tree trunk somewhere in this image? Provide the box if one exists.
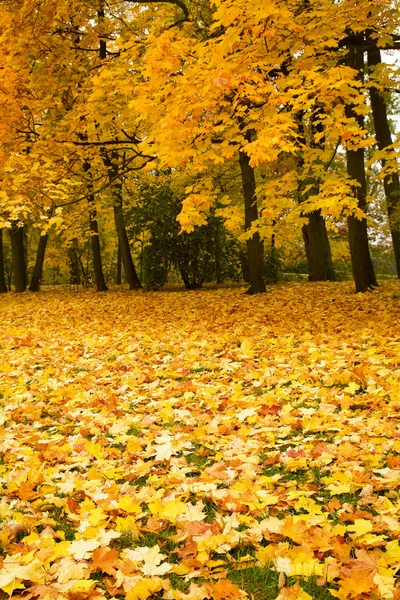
[180,269,190,289]
[9,222,26,292]
[29,233,48,291]
[367,40,400,277]
[296,111,336,281]
[215,225,223,284]
[302,211,336,281]
[103,151,141,289]
[97,8,139,290]
[0,229,7,293]
[83,160,108,292]
[239,131,265,294]
[89,203,108,291]
[346,39,377,292]
[68,240,81,286]
[179,268,201,290]
[116,240,122,284]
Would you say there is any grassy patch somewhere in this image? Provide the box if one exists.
[229,567,336,600]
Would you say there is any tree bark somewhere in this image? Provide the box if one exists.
[215,225,223,284]
[29,233,49,291]
[367,40,400,277]
[239,131,265,294]
[116,240,122,284]
[296,111,336,281]
[103,151,142,289]
[0,229,7,293]
[89,203,108,291]
[97,7,140,290]
[302,211,336,281]
[345,39,377,292]
[82,160,108,292]
[68,240,81,286]
[9,222,26,292]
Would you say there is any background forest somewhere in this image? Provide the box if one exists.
[0,0,399,294]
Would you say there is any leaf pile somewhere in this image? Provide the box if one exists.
[1,283,400,600]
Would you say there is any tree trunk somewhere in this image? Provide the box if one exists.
[29,233,48,291]
[214,222,223,284]
[179,268,201,290]
[68,240,81,286]
[0,229,7,293]
[367,40,400,277]
[239,132,265,294]
[346,39,377,293]
[89,203,108,291]
[83,160,108,292]
[302,211,336,281]
[103,151,141,289]
[296,111,336,281]
[116,240,122,284]
[9,222,26,292]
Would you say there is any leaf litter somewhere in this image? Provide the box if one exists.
[0,282,400,599]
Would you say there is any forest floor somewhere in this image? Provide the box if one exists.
[0,282,400,600]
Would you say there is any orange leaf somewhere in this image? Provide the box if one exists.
[92,547,119,576]
[204,579,246,599]
[67,497,80,514]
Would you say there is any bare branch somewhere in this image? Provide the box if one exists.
[61,139,143,147]
[55,159,156,208]
[324,137,342,172]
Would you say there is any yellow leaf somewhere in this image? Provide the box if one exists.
[69,580,96,593]
[149,499,186,521]
[347,519,373,537]
[118,497,142,514]
[126,578,163,600]
[115,515,140,535]
[1,580,25,595]
[385,540,400,565]
[84,440,104,459]
[239,338,254,358]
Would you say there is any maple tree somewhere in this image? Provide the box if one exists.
[123,0,400,292]
[0,0,398,293]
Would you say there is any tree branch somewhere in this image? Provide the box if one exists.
[324,137,341,172]
[61,139,143,147]
[55,158,156,208]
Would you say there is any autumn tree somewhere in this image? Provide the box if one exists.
[367,37,400,277]
[0,230,7,293]
[0,0,399,293]
[343,39,377,292]
[125,0,398,292]
[296,110,336,282]
[0,0,149,291]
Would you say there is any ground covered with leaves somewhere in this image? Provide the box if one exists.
[1,283,400,600]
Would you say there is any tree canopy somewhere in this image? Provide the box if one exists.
[0,0,399,292]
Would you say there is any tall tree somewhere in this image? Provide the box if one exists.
[83,160,108,292]
[103,151,142,290]
[296,111,336,282]
[116,240,122,285]
[239,131,265,294]
[367,38,400,277]
[345,39,377,292]
[29,233,49,292]
[0,229,7,293]
[9,222,26,292]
